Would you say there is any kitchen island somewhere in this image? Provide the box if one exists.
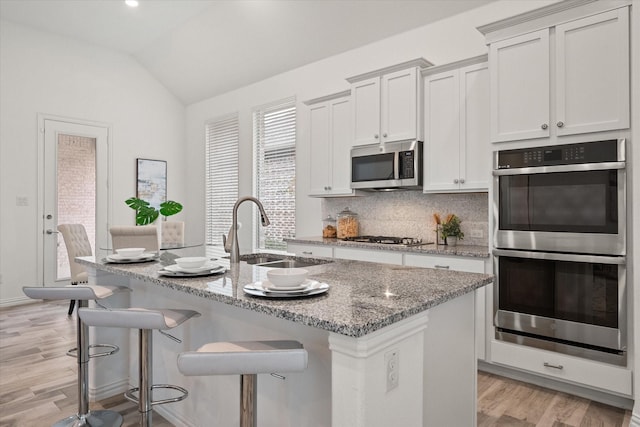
[78,247,492,427]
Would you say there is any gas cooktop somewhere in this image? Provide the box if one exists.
[343,236,432,246]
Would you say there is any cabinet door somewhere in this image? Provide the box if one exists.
[490,29,550,142]
[459,63,490,192]
[381,67,419,143]
[555,8,629,135]
[329,97,354,195]
[287,243,334,258]
[308,102,332,195]
[423,70,461,193]
[352,77,381,146]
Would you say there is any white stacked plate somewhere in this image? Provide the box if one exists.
[105,253,157,263]
[243,280,329,298]
[158,261,225,277]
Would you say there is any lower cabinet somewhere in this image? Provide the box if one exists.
[404,253,488,360]
[491,339,633,396]
[287,243,334,258]
[333,247,403,265]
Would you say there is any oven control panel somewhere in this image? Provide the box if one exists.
[496,139,621,169]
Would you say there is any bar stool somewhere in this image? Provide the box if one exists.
[177,340,308,427]
[78,307,201,427]
[22,284,129,427]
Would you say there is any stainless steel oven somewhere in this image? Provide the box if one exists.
[493,139,626,255]
[493,249,626,365]
[492,139,627,365]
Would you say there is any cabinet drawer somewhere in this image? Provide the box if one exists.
[287,243,333,258]
[491,340,632,396]
[333,247,403,265]
[404,253,485,273]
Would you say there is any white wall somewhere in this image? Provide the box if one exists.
[0,21,186,304]
[184,0,558,250]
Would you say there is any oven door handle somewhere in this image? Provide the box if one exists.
[492,161,625,176]
[492,249,626,265]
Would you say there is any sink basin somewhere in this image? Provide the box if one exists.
[239,254,330,268]
[258,259,322,268]
[242,255,284,265]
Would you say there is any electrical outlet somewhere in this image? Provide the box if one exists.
[470,229,483,238]
[385,349,399,391]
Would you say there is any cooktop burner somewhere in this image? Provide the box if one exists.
[343,235,428,246]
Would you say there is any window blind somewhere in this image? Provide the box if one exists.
[253,99,296,251]
[205,113,239,246]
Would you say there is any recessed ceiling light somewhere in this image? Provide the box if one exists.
[125,0,139,7]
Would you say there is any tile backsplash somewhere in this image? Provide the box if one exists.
[323,191,489,247]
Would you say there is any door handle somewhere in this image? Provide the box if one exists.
[46,229,59,234]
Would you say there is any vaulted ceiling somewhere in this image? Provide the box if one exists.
[0,0,494,104]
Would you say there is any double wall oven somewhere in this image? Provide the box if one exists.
[492,139,627,365]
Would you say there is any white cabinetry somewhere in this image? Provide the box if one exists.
[305,91,354,197]
[483,5,630,143]
[347,59,431,147]
[333,247,403,265]
[287,243,334,258]
[404,253,488,360]
[491,340,632,396]
[422,57,490,193]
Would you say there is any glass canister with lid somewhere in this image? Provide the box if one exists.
[336,207,359,239]
[322,215,337,238]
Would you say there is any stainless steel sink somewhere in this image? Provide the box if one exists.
[242,255,284,265]
[239,254,330,268]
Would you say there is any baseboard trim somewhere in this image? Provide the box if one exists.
[90,379,130,401]
[0,296,34,307]
[631,408,640,427]
[478,360,634,410]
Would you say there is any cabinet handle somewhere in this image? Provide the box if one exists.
[541,123,548,130]
[374,134,379,139]
[543,362,564,370]
[460,178,465,184]
[382,133,387,138]
[434,265,450,269]
[302,251,313,255]
[557,121,564,128]
[453,179,459,184]
[327,186,331,190]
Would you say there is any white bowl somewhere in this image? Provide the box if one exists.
[175,257,208,269]
[267,268,309,287]
[115,247,145,258]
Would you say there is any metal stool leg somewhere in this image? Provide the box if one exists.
[139,328,153,427]
[53,299,123,427]
[240,374,257,427]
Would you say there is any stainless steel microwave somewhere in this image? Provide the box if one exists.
[351,140,422,190]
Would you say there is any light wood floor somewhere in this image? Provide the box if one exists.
[1,300,633,426]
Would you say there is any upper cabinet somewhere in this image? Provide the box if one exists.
[347,58,432,146]
[423,56,490,193]
[489,30,549,142]
[480,3,630,143]
[305,91,355,197]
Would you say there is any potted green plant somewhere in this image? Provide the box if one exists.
[440,214,464,246]
[125,197,183,226]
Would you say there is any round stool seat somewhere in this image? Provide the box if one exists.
[78,307,200,330]
[23,284,126,301]
[178,340,308,376]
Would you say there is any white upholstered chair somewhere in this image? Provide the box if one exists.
[58,223,92,316]
[161,221,184,248]
[110,225,159,252]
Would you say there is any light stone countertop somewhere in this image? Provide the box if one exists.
[286,236,490,258]
[78,249,493,338]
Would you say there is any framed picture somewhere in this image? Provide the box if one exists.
[136,158,167,209]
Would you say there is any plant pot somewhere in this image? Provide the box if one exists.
[446,236,458,247]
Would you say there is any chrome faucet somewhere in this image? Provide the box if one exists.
[224,196,271,264]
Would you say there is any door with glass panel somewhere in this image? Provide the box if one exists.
[41,119,109,286]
